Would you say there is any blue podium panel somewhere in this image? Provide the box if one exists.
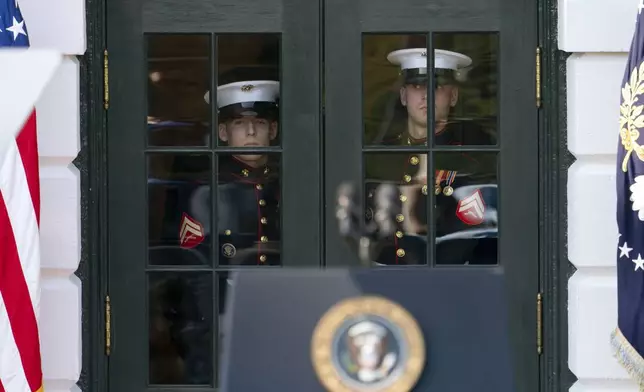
[219,268,515,392]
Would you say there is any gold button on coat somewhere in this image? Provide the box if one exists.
[260,236,268,243]
[410,156,419,165]
[396,248,406,257]
[404,175,412,183]
[396,214,404,223]
[260,255,267,263]
[256,184,263,190]
[259,199,266,206]
[261,217,267,224]
[224,229,231,235]
[241,169,249,177]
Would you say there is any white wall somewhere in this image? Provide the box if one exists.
[560,0,639,390]
[17,0,85,391]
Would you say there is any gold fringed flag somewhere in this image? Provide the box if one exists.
[612,3,644,390]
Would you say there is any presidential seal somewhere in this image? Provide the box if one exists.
[311,296,425,392]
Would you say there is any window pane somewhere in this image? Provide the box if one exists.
[432,32,499,146]
[434,152,498,265]
[364,151,498,265]
[149,272,213,385]
[362,33,498,147]
[216,153,281,266]
[146,34,211,147]
[363,34,427,146]
[216,34,281,147]
[148,153,212,266]
[364,152,428,265]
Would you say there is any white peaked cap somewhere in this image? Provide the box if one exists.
[204,80,280,107]
[387,48,472,73]
[348,320,387,338]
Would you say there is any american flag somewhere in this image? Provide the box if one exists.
[613,3,644,389]
[0,1,44,392]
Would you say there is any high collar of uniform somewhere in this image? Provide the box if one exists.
[403,133,427,145]
[221,156,273,182]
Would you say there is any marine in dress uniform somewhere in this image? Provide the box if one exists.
[210,80,281,266]
[212,79,282,360]
[148,77,282,384]
[365,48,498,265]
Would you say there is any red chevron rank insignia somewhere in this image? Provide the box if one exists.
[456,189,486,226]
[179,212,205,249]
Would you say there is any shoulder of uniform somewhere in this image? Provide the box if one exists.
[265,159,280,173]
[218,154,237,166]
[447,119,482,130]
[379,133,403,145]
[217,156,242,179]
[448,120,495,144]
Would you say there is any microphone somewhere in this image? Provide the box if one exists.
[336,182,402,265]
[373,183,400,239]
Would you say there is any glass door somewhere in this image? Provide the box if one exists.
[106,0,321,389]
[323,0,539,390]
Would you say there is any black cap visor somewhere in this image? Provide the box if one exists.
[218,101,279,122]
[402,68,457,86]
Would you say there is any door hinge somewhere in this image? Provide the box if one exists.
[536,46,542,108]
[103,49,110,110]
[105,294,111,356]
[537,292,543,355]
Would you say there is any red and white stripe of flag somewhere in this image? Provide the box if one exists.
[0,110,44,392]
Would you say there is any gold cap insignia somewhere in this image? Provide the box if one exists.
[240,84,255,92]
[311,295,425,392]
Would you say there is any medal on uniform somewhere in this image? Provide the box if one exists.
[434,170,445,195]
[443,171,457,196]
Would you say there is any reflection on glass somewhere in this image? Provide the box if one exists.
[364,152,498,265]
[363,34,426,145]
[149,272,213,385]
[362,33,497,146]
[216,34,281,146]
[146,34,211,147]
[217,154,281,266]
[364,152,429,266]
[434,152,498,265]
[433,33,498,146]
[148,154,211,266]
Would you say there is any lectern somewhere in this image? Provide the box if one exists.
[218,267,516,392]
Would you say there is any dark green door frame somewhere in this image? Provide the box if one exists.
[537,1,578,390]
[78,0,574,390]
